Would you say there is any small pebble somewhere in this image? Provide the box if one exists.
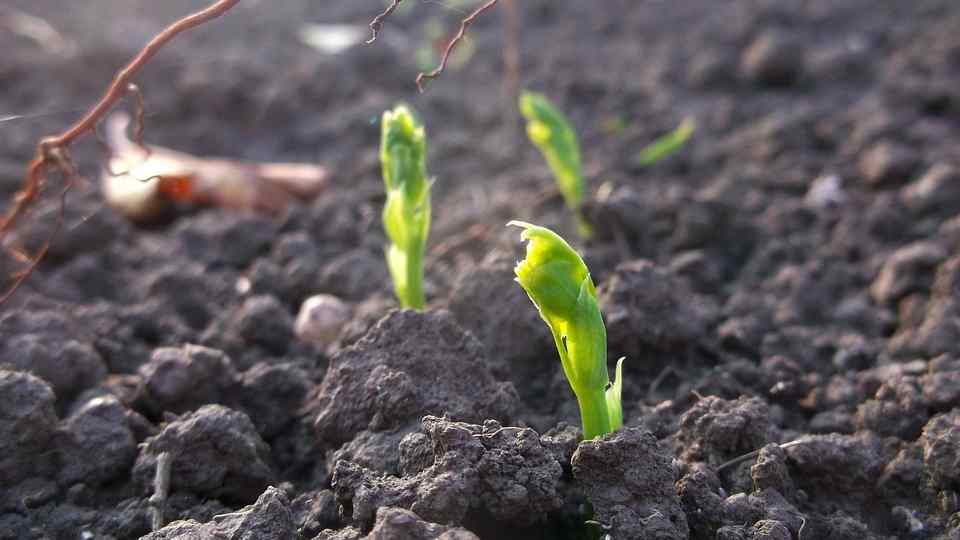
[295,294,352,348]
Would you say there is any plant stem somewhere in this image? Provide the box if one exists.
[577,387,611,440]
[407,245,425,310]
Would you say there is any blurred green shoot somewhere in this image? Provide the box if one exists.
[380,105,431,310]
[509,220,624,439]
[519,92,592,238]
[637,117,695,167]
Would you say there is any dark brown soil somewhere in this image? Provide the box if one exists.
[2,1,960,539]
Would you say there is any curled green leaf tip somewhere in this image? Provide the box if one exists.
[509,221,624,439]
[381,105,431,310]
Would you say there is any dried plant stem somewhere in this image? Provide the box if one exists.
[149,452,173,531]
[416,0,500,92]
[716,439,809,472]
[366,0,404,44]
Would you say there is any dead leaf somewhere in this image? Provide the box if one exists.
[101,113,327,222]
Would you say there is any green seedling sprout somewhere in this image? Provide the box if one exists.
[509,220,624,439]
[637,116,696,167]
[380,105,431,310]
[519,91,592,238]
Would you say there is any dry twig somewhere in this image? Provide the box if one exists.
[366,0,404,44]
[149,452,173,531]
[416,0,500,92]
[366,0,502,92]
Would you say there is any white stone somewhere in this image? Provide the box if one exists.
[295,294,352,348]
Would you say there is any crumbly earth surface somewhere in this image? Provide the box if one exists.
[2,0,960,538]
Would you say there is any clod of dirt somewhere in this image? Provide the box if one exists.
[233,294,296,356]
[855,375,927,440]
[785,433,893,496]
[749,520,791,540]
[135,344,238,416]
[716,525,748,540]
[870,241,946,305]
[747,489,803,535]
[332,416,563,529]
[1,335,106,405]
[683,465,806,538]
[750,444,794,497]
[687,48,737,89]
[291,489,340,537]
[858,141,920,187]
[239,362,312,439]
[312,310,519,451]
[922,357,960,412]
[581,186,653,248]
[334,295,397,350]
[888,256,960,358]
[445,254,554,389]
[397,431,433,477]
[598,260,719,373]
[798,511,874,540]
[329,429,411,477]
[740,30,805,86]
[540,422,581,473]
[317,249,391,302]
[57,395,136,486]
[901,163,960,217]
[678,464,726,537]
[314,527,362,540]
[920,411,960,493]
[723,492,763,528]
[0,370,58,484]
[144,486,295,539]
[296,294,353,349]
[174,212,279,269]
[142,264,234,331]
[572,427,689,540]
[365,507,479,539]
[677,396,777,466]
[133,405,275,504]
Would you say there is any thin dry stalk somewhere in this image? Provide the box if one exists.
[416,0,500,92]
[366,0,404,44]
[149,452,173,531]
[365,0,503,92]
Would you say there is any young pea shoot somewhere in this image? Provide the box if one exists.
[509,220,624,439]
[380,105,431,310]
[519,92,592,238]
[637,117,696,167]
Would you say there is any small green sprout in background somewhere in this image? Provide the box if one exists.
[519,91,592,238]
[509,220,624,439]
[380,105,431,310]
[637,116,696,167]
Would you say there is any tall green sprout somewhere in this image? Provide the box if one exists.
[381,105,431,310]
[509,221,624,439]
[519,92,592,238]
